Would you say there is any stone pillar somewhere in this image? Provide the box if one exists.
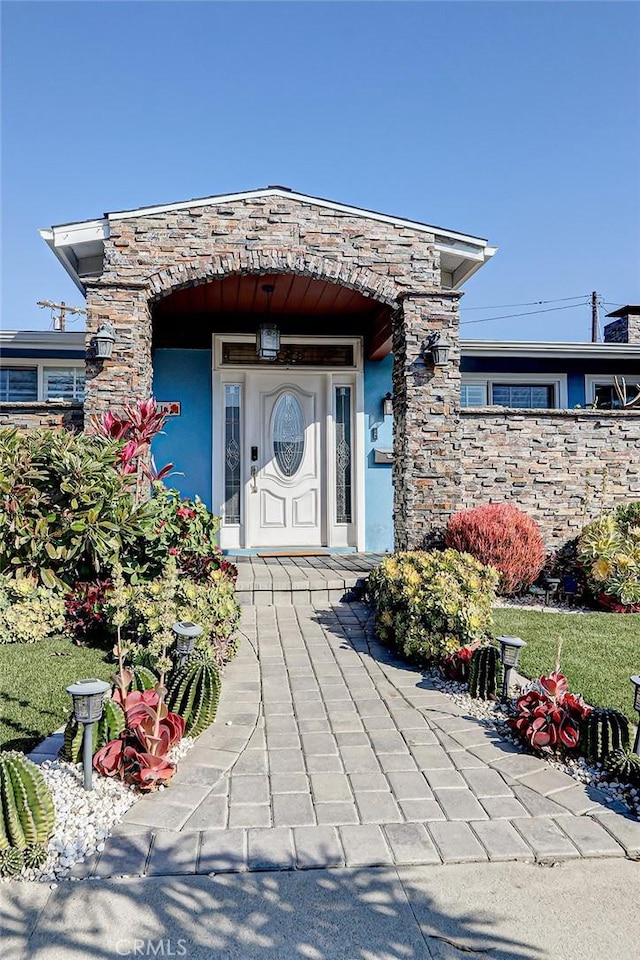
[392,291,462,550]
[604,307,640,344]
[84,280,152,421]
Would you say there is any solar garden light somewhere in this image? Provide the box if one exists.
[66,678,111,791]
[497,636,527,701]
[172,620,203,666]
[631,676,640,755]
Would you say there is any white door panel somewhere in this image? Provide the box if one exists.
[247,375,324,547]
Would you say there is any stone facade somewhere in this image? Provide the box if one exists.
[458,408,640,547]
[0,402,83,431]
[83,195,448,550]
[604,311,640,344]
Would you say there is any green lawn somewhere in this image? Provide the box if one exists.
[492,608,640,721]
[0,637,113,753]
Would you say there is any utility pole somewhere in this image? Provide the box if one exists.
[591,291,599,343]
[37,300,87,331]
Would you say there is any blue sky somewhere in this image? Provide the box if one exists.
[2,1,639,340]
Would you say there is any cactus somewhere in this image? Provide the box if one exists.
[580,708,630,764]
[469,645,501,700]
[130,666,158,692]
[604,747,640,786]
[23,842,49,869]
[60,697,126,763]
[166,653,221,736]
[0,751,55,875]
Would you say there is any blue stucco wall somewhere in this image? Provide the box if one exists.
[364,356,394,552]
[152,349,212,506]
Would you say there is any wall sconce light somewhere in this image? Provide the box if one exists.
[497,635,527,701]
[421,331,451,367]
[92,322,116,359]
[382,392,393,417]
[257,284,280,360]
[172,620,203,666]
[631,675,640,754]
[66,678,111,790]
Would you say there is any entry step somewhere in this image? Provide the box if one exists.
[229,553,384,606]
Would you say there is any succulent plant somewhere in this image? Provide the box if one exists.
[130,665,159,692]
[60,697,126,763]
[581,708,630,765]
[166,652,221,736]
[469,645,501,700]
[0,846,24,876]
[605,747,640,786]
[23,842,49,869]
[0,751,55,875]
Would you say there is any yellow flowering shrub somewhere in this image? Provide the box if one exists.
[367,550,499,665]
[0,576,66,643]
[578,503,640,610]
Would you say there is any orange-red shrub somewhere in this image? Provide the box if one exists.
[445,503,545,595]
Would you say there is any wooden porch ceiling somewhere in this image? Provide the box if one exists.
[153,274,393,359]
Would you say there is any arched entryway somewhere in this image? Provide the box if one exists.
[150,271,395,551]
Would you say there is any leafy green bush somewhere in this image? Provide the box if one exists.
[0,428,159,588]
[578,502,640,610]
[0,577,66,644]
[367,550,499,665]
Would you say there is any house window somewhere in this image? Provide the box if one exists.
[43,366,85,401]
[335,386,352,524]
[223,384,242,524]
[593,382,639,410]
[0,367,38,401]
[460,383,487,407]
[491,384,554,409]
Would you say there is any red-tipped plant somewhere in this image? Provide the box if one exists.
[508,670,591,753]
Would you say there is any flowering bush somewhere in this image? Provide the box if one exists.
[578,502,640,611]
[508,671,591,753]
[0,576,66,644]
[367,550,499,666]
[150,488,236,583]
[445,503,545,595]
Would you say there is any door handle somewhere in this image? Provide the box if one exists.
[250,465,258,493]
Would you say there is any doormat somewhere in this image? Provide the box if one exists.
[257,551,329,557]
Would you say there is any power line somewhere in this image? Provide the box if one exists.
[463,295,589,311]
[460,302,589,326]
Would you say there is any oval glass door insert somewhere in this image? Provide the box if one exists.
[273,393,305,477]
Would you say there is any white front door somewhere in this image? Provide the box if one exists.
[246,374,325,547]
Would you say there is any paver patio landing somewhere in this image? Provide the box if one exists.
[77,601,640,880]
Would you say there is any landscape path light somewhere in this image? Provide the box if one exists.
[172,621,203,666]
[631,675,640,754]
[66,678,111,790]
[497,636,527,702]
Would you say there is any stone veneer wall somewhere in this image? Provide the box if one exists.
[457,408,640,548]
[604,313,640,344]
[83,194,453,549]
[0,402,83,431]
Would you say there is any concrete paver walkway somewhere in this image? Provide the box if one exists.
[69,600,640,880]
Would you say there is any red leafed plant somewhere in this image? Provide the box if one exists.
[90,398,175,485]
[445,502,545,595]
[65,578,112,641]
[94,687,185,790]
[508,671,591,753]
[440,644,478,683]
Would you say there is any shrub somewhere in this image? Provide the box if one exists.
[578,502,640,611]
[119,564,240,667]
[0,428,159,588]
[0,577,66,644]
[64,579,112,641]
[445,503,545,595]
[149,487,236,584]
[367,550,499,666]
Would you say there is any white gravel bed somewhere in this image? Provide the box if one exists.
[429,670,640,819]
[493,596,600,615]
[2,736,195,884]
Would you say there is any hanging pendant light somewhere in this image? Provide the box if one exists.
[257,283,280,361]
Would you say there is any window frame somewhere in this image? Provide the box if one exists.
[585,374,640,409]
[0,359,85,402]
[460,373,567,409]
